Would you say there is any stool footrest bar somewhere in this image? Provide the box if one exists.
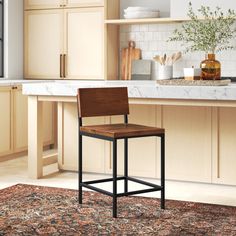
[81,176,162,198]
[81,183,114,197]
[83,176,125,185]
[127,176,160,188]
[117,187,162,197]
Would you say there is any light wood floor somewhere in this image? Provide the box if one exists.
[1,156,236,207]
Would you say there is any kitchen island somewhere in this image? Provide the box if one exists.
[23,80,236,186]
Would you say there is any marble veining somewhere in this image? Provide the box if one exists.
[22,81,236,100]
[22,80,236,101]
[0,79,51,86]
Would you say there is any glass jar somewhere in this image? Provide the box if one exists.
[200,53,221,80]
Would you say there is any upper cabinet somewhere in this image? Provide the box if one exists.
[24,0,104,10]
[24,10,64,79]
[24,4,104,80]
[65,8,104,79]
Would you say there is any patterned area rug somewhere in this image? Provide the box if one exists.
[0,184,236,235]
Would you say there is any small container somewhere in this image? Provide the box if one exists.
[200,54,221,80]
[184,67,201,80]
[158,65,173,80]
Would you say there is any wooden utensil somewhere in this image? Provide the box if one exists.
[163,54,167,65]
[121,41,141,80]
[172,51,182,63]
[153,55,162,64]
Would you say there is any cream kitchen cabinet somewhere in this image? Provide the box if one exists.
[0,86,55,158]
[64,7,104,79]
[13,88,55,152]
[58,103,107,172]
[13,88,28,152]
[24,7,104,80]
[0,87,13,156]
[24,10,63,79]
[108,105,160,178]
[212,108,236,185]
[24,0,104,10]
[163,106,212,183]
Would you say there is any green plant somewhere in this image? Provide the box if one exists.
[168,2,236,53]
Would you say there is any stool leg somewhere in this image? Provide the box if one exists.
[79,134,83,204]
[124,138,128,194]
[113,139,117,218]
[161,134,165,209]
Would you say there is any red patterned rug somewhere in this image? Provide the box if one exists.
[0,184,236,235]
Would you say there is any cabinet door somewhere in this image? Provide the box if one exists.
[59,103,106,172]
[0,87,13,156]
[14,89,28,152]
[109,105,158,178]
[65,8,104,80]
[42,102,55,145]
[14,90,55,153]
[66,0,104,7]
[24,0,64,10]
[24,10,63,79]
[163,106,212,183]
[212,108,236,185]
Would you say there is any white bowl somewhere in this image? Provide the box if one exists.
[124,11,160,19]
[124,7,160,13]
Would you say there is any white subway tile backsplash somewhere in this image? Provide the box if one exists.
[144,32,153,41]
[120,25,131,33]
[120,33,126,42]
[149,41,159,51]
[127,32,136,41]
[139,24,149,32]
[135,32,145,41]
[131,24,140,32]
[120,23,236,77]
[148,24,159,32]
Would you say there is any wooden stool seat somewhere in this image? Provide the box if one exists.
[80,123,165,139]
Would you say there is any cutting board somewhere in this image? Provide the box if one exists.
[121,41,141,80]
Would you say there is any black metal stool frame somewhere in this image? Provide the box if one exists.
[78,115,165,218]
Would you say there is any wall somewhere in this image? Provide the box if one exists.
[4,0,24,79]
[120,23,236,78]
[171,0,236,18]
[120,0,236,78]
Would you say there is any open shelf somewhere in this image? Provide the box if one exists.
[104,17,191,25]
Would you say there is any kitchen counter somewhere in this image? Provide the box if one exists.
[22,80,236,180]
[22,80,236,101]
[0,79,51,86]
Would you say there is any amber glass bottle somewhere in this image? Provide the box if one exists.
[200,53,221,80]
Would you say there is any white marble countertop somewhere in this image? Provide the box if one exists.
[21,80,236,101]
[0,79,51,86]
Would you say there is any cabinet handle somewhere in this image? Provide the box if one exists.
[60,54,63,78]
[63,54,67,78]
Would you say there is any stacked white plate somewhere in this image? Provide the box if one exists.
[124,7,160,19]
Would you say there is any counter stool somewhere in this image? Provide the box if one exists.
[77,87,165,218]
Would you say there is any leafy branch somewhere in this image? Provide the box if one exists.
[168,2,236,53]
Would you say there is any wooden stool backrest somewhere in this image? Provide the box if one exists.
[77,87,129,118]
